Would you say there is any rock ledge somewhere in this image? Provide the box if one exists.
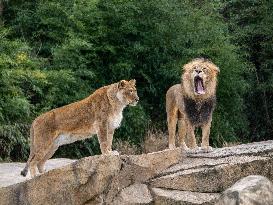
[1,140,273,204]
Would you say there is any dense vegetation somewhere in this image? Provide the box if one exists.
[0,0,272,161]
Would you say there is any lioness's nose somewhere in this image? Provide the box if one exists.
[136,96,139,101]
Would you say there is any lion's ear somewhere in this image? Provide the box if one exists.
[183,62,192,72]
[211,65,220,74]
[129,79,136,86]
[118,80,127,89]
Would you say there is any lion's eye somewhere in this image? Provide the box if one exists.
[203,67,207,70]
[130,90,133,93]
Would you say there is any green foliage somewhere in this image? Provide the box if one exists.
[0,124,29,162]
[1,0,270,161]
[221,0,273,141]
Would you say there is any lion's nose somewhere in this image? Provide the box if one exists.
[196,70,202,74]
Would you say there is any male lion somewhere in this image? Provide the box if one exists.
[166,58,219,152]
[21,79,139,177]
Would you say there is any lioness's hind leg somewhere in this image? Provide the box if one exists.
[30,144,54,177]
[37,145,58,173]
[30,152,45,177]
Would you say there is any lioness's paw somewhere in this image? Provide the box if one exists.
[111,150,120,155]
[201,146,213,153]
[103,150,119,155]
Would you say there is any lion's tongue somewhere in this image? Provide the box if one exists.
[197,79,205,94]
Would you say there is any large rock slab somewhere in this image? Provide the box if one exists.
[112,184,153,205]
[0,148,183,205]
[0,155,121,205]
[0,158,76,188]
[216,175,273,205]
[150,141,273,193]
[188,140,273,158]
[105,148,184,203]
[152,188,220,205]
[1,141,273,204]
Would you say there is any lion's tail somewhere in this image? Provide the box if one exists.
[21,125,35,177]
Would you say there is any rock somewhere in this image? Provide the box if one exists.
[1,141,273,205]
[105,148,183,203]
[0,155,121,205]
[149,141,273,192]
[188,140,273,158]
[215,175,273,205]
[113,184,152,204]
[0,158,76,188]
[152,188,220,205]
[0,148,183,205]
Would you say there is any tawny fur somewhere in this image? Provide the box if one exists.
[21,80,139,177]
[166,58,219,152]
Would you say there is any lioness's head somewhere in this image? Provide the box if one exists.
[182,58,219,99]
[117,79,139,106]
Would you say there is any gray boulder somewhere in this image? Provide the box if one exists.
[216,175,273,205]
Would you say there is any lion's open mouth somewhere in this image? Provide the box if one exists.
[194,76,205,95]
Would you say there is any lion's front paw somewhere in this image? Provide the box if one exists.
[169,144,176,150]
[201,146,213,153]
[180,143,190,152]
[186,147,201,154]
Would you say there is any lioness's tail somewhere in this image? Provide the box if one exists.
[21,125,35,177]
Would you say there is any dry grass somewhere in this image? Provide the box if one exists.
[113,139,140,155]
[142,129,168,153]
[113,129,242,156]
[113,129,169,155]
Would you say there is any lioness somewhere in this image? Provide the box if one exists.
[21,79,139,177]
[166,58,219,152]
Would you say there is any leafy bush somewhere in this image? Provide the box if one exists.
[1,0,265,161]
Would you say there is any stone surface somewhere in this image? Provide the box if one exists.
[0,158,76,188]
[152,188,220,205]
[215,175,273,205]
[150,141,273,193]
[0,155,121,205]
[1,141,273,204]
[104,148,183,203]
[113,184,152,205]
[188,140,273,158]
[0,148,183,205]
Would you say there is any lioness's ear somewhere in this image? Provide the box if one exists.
[129,79,136,86]
[118,80,127,89]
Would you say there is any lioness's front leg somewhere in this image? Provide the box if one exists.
[201,119,213,152]
[98,120,114,155]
